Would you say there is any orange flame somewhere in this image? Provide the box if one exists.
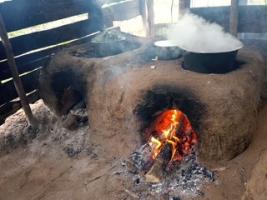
[147,109,198,165]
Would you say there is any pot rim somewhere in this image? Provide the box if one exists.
[179,44,243,54]
[154,40,180,48]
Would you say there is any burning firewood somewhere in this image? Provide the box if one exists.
[145,109,198,170]
[130,108,198,177]
[144,143,173,183]
[145,157,163,183]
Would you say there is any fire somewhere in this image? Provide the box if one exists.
[146,109,198,166]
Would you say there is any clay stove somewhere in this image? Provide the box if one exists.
[40,33,265,198]
[122,86,214,198]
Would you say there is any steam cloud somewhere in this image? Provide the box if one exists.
[167,13,243,53]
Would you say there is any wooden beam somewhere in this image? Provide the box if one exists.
[179,0,191,17]
[140,0,147,35]
[230,0,239,36]
[0,14,36,126]
[146,0,155,38]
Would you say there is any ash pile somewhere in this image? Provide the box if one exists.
[120,144,215,199]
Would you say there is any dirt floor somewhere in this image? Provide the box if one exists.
[0,97,267,200]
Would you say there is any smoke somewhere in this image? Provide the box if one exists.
[167,13,243,53]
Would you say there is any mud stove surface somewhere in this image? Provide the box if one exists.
[40,42,265,199]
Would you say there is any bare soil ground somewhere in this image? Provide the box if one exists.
[0,97,267,200]
[0,100,136,200]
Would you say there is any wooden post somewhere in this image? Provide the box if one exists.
[230,0,239,36]
[179,0,191,17]
[0,14,36,126]
[146,0,155,38]
[140,0,147,35]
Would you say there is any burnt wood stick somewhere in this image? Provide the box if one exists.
[0,14,37,127]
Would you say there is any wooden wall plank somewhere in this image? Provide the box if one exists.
[191,6,230,31]
[0,0,140,62]
[0,90,40,125]
[0,69,40,105]
[238,6,267,33]
[191,6,267,33]
[0,56,49,81]
[0,0,101,32]
[102,0,141,21]
[0,28,100,81]
[0,19,101,60]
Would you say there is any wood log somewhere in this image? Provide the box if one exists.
[144,142,175,183]
[144,157,163,183]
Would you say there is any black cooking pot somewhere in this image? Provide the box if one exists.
[182,47,242,74]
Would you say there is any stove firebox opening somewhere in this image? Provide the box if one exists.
[134,85,205,171]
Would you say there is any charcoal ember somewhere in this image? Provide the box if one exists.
[60,87,82,115]
[70,101,88,126]
[124,146,214,198]
[168,153,215,195]
[62,104,88,130]
[170,197,181,200]
[161,143,172,161]
[129,144,153,171]
[134,177,141,185]
[62,114,80,130]
[64,145,82,157]
[203,168,215,181]
[124,160,139,174]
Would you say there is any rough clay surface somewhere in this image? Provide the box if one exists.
[40,45,265,161]
[242,149,267,200]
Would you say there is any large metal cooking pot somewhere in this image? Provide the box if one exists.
[181,45,243,74]
[90,29,140,57]
[154,40,182,60]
